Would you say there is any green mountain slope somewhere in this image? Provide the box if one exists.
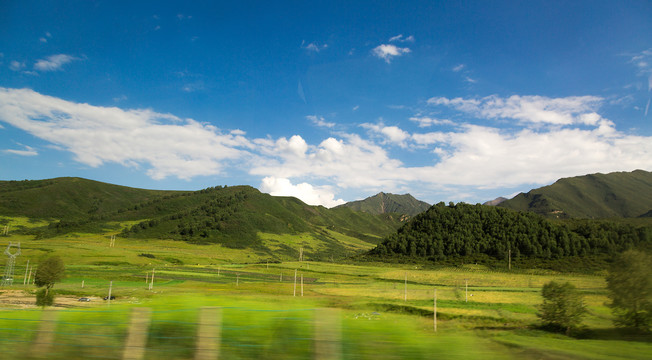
[0,177,177,219]
[336,192,430,217]
[118,185,402,249]
[498,170,652,219]
[0,178,403,259]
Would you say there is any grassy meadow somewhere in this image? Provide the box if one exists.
[0,216,650,359]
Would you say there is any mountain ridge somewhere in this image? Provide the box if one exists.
[497,169,652,219]
[336,192,431,217]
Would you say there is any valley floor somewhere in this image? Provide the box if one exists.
[0,226,650,359]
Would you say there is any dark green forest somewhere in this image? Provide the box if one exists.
[369,202,652,265]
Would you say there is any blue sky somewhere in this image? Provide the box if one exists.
[1,1,652,207]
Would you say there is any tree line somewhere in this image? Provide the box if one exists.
[370,202,651,261]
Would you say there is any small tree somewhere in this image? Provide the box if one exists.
[35,288,54,307]
[538,281,586,335]
[606,250,652,331]
[34,256,65,307]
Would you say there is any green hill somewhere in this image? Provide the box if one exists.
[336,192,430,217]
[116,185,402,249]
[0,178,404,259]
[498,169,652,219]
[0,177,177,219]
[369,202,652,270]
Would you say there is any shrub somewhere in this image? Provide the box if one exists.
[538,281,586,335]
[606,250,652,331]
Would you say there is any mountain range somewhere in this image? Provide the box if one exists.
[0,178,409,260]
[2,169,652,263]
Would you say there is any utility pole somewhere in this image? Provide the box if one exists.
[23,259,29,285]
[508,249,511,270]
[434,288,437,332]
[404,271,407,302]
[149,269,155,290]
[293,269,297,296]
[108,281,113,306]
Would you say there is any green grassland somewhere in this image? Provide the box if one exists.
[0,219,650,359]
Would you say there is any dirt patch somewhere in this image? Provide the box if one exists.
[0,289,100,309]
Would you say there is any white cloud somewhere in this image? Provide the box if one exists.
[302,41,328,52]
[361,122,410,147]
[410,132,448,146]
[260,176,345,208]
[182,81,204,92]
[251,133,405,191]
[307,115,335,128]
[409,116,454,127]
[39,32,52,43]
[3,145,38,156]
[428,95,603,126]
[382,126,409,145]
[0,87,250,180]
[34,54,78,72]
[275,135,308,158]
[3,88,651,206]
[409,123,652,189]
[389,34,415,43]
[372,44,411,63]
[9,61,25,71]
[452,64,465,72]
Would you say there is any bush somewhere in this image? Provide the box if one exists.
[538,281,586,335]
[606,250,652,331]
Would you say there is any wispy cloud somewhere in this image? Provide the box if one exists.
[302,41,328,52]
[113,95,128,103]
[372,44,411,63]
[3,145,38,156]
[409,116,454,127]
[452,64,465,72]
[388,34,415,43]
[307,115,335,128]
[428,95,604,126]
[0,87,249,180]
[39,32,52,43]
[9,61,25,71]
[34,54,78,72]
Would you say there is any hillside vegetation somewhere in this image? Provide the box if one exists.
[0,177,177,219]
[369,202,652,270]
[498,169,652,219]
[0,178,404,260]
[117,185,402,250]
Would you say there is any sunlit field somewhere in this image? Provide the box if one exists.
[0,220,650,359]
